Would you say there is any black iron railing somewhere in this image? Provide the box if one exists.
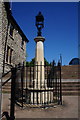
[2,64,23,120]
[1,61,62,120]
[15,61,62,107]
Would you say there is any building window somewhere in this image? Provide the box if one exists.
[21,40,24,49]
[10,49,13,64]
[10,24,14,37]
[6,46,13,64]
[6,46,10,63]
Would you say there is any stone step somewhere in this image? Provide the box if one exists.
[2,87,11,90]
[62,86,80,88]
[2,81,80,96]
[62,91,80,96]
[62,89,80,91]
[2,89,11,93]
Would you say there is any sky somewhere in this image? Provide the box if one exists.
[11,2,78,65]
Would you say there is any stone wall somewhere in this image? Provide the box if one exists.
[2,2,9,73]
[0,2,3,119]
[24,65,80,80]
[1,2,27,73]
[61,65,80,79]
[0,2,6,75]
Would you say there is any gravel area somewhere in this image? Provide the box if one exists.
[1,93,79,119]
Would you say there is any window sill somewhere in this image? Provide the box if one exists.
[9,34,14,40]
[21,47,24,51]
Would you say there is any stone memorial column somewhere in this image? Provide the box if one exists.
[34,36,45,89]
[33,36,45,104]
[31,12,46,104]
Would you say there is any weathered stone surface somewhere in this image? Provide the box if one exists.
[0,2,3,74]
[0,2,3,119]
[1,2,27,73]
[1,2,28,118]
[34,36,45,88]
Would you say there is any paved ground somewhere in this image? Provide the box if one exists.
[1,93,79,119]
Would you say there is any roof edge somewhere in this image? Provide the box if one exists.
[4,2,29,43]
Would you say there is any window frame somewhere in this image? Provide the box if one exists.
[9,24,14,37]
[6,45,13,64]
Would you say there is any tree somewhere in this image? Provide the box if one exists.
[26,58,35,66]
[44,58,50,65]
[30,58,35,65]
[26,57,50,66]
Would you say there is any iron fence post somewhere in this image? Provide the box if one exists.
[10,67,17,120]
[21,63,24,108]
[25,60,62,107]
[60,64,62,105]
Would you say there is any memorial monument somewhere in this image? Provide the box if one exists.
[34,12,45,89]
[30,12,54,105]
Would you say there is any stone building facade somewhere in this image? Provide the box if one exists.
[0,2,29,74]
[0,1,3,76]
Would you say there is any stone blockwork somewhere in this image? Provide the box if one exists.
[1,2,28,73]
[61,65,80,79]
[61,65,80,96]
[0,2,3,75]
[2,65,80,96]
[2,2,9,73]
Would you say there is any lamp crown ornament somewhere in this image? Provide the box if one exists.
[35,12,44,36]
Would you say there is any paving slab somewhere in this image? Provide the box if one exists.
[1,93,79,119]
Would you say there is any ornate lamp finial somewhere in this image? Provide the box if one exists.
[35,12,44,36]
